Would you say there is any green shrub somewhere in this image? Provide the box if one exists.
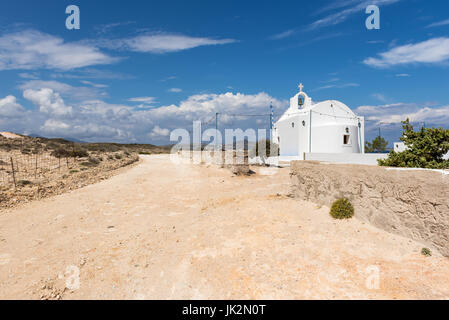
[88,156,100,165]
[365,136,389,153]
[51,148,71,158]
[330,198,354,219]
[51,148,88,159]
[249,139,279,158]
[71,149,88,158]
[115,153,122,160]
[421,248,432,257]
[379,119,449,169]
[18,180,32,187]
[69,169,79,174]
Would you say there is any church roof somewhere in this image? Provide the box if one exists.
[276,83,359,123]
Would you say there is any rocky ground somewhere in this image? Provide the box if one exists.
[0,151,140,209]
[0,133,170,210]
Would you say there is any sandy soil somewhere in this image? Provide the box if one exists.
[0,155,448,300]
[0,132,22,139]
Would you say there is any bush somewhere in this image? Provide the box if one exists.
[115,153,122,160]
[71,149,89,158]
[84,157,100,166]
[51,148,71,158]
[18,180,32,187]
[421,248,432,257]
[69,169,79,174]
[249,140,279,159]
[379,119,449,169]
[330,198,354,219]
[90,156,100,163]
[51,148,88,159]
[80,157,100,167]
[365,136,389,153]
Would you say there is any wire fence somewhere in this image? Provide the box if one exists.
[0,151,77,189]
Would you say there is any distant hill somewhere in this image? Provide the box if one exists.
[28,133,86,143]
[0,132,172,155]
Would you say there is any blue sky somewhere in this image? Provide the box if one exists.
[0,0,448,145]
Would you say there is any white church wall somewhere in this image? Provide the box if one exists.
[310,124,361,153]
[297,114,309,156]
[276,113,310,157]
[276,115,300,156]
[274,84,365,157]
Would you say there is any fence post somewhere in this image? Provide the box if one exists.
[35,155,38,179]
[10,157,16,190]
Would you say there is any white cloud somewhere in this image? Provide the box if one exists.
[355,102,449,125]
[159,75,177,82]
[312,83,359,91]
[364,37,449,67]
[148,92,284,120]
[309,0,400,30]
[19,80,106,101]
[269,29,295,40]
[94,21,136,35]
[149,126,170,137]
[0,95,25,117]
[128,97,157,109]
[23,88,73,116]
[371,93,388,103]
[80,80,108,88]
[18,72,39,79]
[116,33,236,53]
[395,73,410,77]
[168,88,182,93]
[51,68,132,80]
[128,96,156,103]
[41,119,70,131]
[426,19,449,28]
[0,30,119,70]
[2,88,284,144]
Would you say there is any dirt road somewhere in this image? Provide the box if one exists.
[0,155,448,299]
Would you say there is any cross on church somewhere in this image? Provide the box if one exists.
[298,83,304,92]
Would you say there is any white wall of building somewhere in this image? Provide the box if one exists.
[276,113,309,156]
[394,142,407,152]
[274,96,364,157]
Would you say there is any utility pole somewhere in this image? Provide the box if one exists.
[215,112,219,150]
[269,103,272,143]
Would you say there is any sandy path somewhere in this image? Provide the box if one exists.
[0,155,448,300]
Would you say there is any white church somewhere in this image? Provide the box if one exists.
[272,84,365,159]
